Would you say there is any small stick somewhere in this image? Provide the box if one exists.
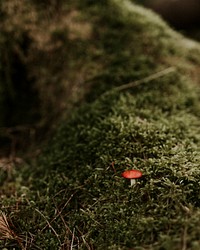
[115,67,176,91]
[70,228,75,250]
[35,208,61,246]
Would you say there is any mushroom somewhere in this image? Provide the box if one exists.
[122,169,142,186]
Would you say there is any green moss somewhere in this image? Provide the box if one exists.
[0,0,191,126]
[4,70,200,249]
[2,74,200,248]
[1,0,200,249]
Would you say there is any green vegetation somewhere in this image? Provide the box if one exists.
[1,0,200,249]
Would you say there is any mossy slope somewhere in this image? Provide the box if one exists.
[1,0,200,249]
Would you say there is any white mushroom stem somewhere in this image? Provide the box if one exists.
[130,179,136,186]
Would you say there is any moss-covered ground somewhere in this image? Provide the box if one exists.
[1,0,200,249]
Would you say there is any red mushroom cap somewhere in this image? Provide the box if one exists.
[122,169,142,179]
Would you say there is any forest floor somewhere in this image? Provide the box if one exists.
[1,0,200,249]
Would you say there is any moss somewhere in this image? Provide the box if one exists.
[1,0,200,249]
[0,0,194,130]
[3,70,200,249]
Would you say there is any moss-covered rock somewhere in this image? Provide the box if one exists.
[0,0,199,142]
[1,0,200,249]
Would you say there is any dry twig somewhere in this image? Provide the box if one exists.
[115,67,176,91]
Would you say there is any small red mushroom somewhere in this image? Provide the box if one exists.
[122,169,142,186]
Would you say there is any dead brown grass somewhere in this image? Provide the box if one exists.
[0,212,15,240]
[0,212,27,249]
